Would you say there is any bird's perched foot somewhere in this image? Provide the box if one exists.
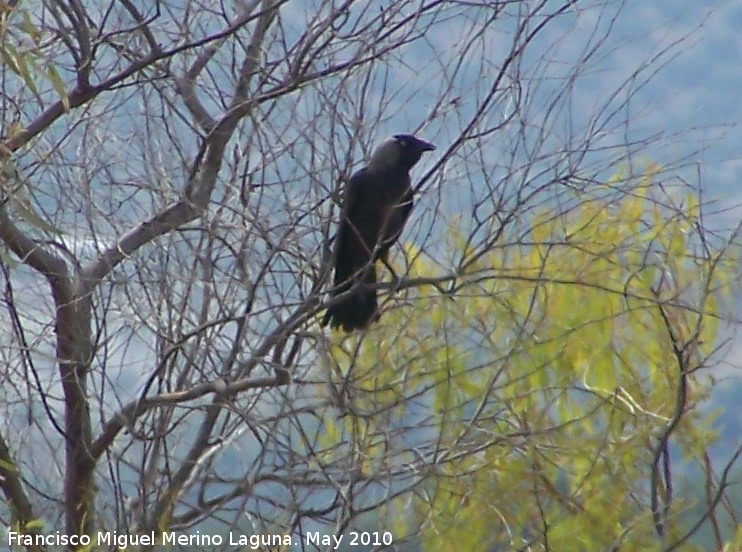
[379,255,403,288]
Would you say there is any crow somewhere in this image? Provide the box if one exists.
[322,134,436,331]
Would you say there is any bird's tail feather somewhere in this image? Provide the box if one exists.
[321,266,378,331]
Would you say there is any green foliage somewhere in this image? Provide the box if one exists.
[0,2,69,113]
[321,174,736,550]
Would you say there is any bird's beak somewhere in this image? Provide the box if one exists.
[418,139,436,152]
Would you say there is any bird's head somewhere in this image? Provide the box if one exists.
[368,134,436,172]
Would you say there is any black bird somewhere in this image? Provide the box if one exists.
[322,134,436,331]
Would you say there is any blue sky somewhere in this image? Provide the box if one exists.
[359,0,742,219]
[617,1,742,202]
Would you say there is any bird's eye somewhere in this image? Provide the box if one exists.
[399,138,408,147]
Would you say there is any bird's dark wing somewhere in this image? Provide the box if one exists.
[333,167,386,286]
[322,168,383,330]
[377,178,413,263]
